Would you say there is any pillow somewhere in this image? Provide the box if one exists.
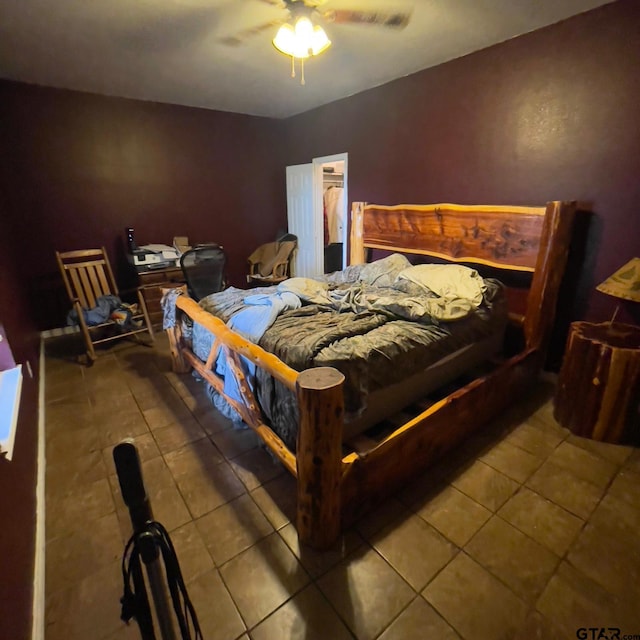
[397,264,487,307]
[358,253,412,287]
[277,277,331,304]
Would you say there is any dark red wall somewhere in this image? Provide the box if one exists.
[0,83,288,328]
[284,0,640,334]
[0,197,41,640]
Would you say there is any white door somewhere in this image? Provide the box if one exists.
[286,163,322,277]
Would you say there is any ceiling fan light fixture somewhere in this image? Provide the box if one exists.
[273,16,331,59]
[309,22,331,56]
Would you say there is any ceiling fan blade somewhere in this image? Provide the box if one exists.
[323,9,410,29]
[220,19,282,46]
[260,0,328,9]
[254,0,329,18]
[254,0,286,7]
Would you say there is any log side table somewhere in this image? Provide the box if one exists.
[554,321,640,444]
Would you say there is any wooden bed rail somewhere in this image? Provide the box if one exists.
[169,295,300,477]
[181,346,298,477]
[175,295,299,390]
[338,349,539,522]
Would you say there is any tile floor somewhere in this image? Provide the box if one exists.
[43,334,640,640]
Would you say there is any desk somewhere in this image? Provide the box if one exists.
[554,321,640,443]
[137,266,184,327]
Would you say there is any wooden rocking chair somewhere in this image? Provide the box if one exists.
[56,247,154,363]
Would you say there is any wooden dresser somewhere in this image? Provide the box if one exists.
[137,266,185,327]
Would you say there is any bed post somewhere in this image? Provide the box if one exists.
[166,323,190,374]
[350,202,366,265]
[295,367,345,549]
[162,287,191,374]
[523,200,576,356]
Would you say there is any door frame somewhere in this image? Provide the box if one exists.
[312,152,349,269]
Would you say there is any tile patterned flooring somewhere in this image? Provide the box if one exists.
[43,335,640,640]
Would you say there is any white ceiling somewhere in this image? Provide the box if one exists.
[0,0,613,119]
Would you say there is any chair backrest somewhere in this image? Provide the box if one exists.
[248,237,297,278]
[56,247,119,310]
[180,244,226,301]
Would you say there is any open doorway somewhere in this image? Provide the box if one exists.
[313,153,348,273]
[286,152,348,278]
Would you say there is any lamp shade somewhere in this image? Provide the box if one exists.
[596,257,640,302]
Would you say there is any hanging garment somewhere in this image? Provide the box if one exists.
[324,186,344,244]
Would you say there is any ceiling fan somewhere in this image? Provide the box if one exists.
[221,0,411,83]
[261,0,410,27]
[221,0,411,45]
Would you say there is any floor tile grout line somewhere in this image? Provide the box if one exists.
[195,493,274,568]
[426,548,539,637]
[216,529,315,637]
[491,485,584,552]
[311,535,415,640]
[524,458,614,519]
[544,458,635,601]
[462,511,565,612]
[372,592,449,640]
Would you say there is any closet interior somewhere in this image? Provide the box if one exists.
[322,163,345,273]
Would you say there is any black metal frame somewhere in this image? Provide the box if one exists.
[114,442,202,640]
[179,244,226,301]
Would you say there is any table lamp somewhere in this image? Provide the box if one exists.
[596,257,640,324]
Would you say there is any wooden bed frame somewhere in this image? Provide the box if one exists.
[166,200,576,549]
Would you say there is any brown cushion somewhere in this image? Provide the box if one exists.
[249,241,296,277]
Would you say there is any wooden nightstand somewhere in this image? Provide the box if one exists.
[137,266,184,328]
[554,321,640,443]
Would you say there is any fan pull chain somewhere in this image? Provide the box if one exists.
[288,56,305,85]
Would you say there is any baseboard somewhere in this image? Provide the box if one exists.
[31,340,46,640]
[40,326,79,339]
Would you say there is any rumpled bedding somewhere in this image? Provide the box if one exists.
[192,289,301,420]
[165,254,507,447]
[256,278,505,448]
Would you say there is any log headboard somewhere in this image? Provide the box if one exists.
[350,201,577,356]
[350,202,548,271]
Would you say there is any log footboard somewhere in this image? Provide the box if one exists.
[167,296,347,548]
